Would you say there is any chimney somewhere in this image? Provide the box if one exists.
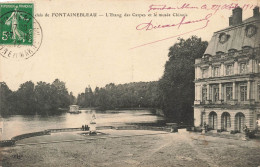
[229,16,233,26]
[253,6,259,17]
[232,7,242,25]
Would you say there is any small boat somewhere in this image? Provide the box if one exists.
[68,105,81,114]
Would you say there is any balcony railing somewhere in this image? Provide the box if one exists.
[195,99,256,105]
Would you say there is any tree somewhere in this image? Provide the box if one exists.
[34,79,70,115]
[93,87,100,107]
[85,86,94,107]
[15,81,36,114]
[0,79,72,116]
[76,82,161,110]
[69,92,76,105]
[0,82,13,115]
[51,79,70,108]
[76,93,85,107]
[35,81,54,114]
[159,36,208,124]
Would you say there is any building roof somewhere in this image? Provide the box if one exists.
[204,13,260,56]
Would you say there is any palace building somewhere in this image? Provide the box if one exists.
[194,7,260,132]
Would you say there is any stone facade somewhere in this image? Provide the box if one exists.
[194,7,260,132]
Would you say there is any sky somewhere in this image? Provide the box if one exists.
[0,0,258,95]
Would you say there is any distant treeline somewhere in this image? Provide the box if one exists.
[76,81,161,110]
[1,36,207,125]
[0,79,75,115]
[77,36,208,124]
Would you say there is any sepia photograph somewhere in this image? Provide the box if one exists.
[0,0,260,166]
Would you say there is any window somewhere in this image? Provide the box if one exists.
[213,86,219,102]
[258,83,260,101]
[228,49,237,56]
[226,64,233,75]
[201,112,205,126]
[202,68,208,78]
[226,84,233,100]
[213,66,220,77]
[203,54,210,61]
[242,46,252,53]
[209,86,212,101]
[216,51,224,56]
[202,86,207,103]
[240,83,247,101]
[240,63,247,74]
[203,54,211,59]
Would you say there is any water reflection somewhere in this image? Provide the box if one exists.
[0,110,165,140]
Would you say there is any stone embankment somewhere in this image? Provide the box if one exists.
[0,125,175,147]
[0,128,83,147]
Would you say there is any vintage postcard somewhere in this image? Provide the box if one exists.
[1,0,260,166]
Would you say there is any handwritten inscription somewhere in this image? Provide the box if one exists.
[130,2,256,49]
[148,3,198,12]
[136,13,212,31]
[148,3,256,14]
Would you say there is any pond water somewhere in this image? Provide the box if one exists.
[0,110,165,140]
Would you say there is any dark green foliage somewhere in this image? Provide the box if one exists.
[0,79,74,116]
[14,81,36,114]
[69,92,76,105]
[0,82,13,115]
[1,36,207,119]
[77,81,160,110]
[158,36,208,124]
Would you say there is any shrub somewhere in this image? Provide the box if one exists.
[230,130,238,134]
[245,130,256,138]
[194,127,202,132]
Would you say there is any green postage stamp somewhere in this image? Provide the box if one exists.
[0,3,34,45]
[0,3,42,60]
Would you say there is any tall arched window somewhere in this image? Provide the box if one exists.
[209,111,217,130]
[221,112,231,131]
[235,112,245,132]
